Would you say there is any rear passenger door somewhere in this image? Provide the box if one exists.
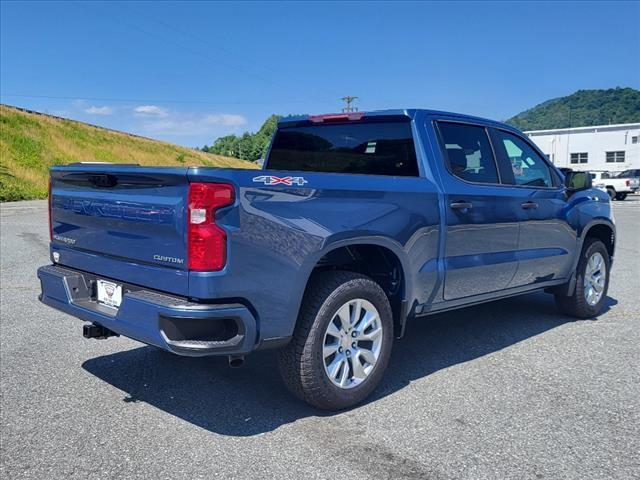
[489,128,576,286]
[434,121,522,300]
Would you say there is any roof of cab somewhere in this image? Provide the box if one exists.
[278,108,519,132]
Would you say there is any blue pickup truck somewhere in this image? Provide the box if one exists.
[38,109,615,409]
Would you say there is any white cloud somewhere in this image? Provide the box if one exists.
[203,114,246,127]
[134,105,169,118]
[85,106,114,115]
[137,111,247,136]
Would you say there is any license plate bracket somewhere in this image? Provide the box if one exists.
[96,279,122,309]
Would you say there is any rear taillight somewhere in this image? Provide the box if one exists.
[626,179,630,187]
[48,177,53,241]
[187,182,234,271]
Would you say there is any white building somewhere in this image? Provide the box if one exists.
[525,123,640,172]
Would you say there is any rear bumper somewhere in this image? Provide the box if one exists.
[37,264,257,357]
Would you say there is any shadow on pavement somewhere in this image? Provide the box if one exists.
[82,291,617,437]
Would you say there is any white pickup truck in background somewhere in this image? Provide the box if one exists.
[589,170,639,200]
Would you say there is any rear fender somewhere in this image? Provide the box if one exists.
[290,235,413,333]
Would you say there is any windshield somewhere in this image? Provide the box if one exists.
[266,121,419,176]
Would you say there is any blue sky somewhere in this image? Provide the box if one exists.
[1,1,639,147]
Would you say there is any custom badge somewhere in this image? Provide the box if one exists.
[252,175,308,186]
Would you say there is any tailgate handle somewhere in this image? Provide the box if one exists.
[88,174,118,188]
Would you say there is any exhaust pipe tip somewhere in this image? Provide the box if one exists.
[229,355,245,368]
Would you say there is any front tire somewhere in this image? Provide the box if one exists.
[555,238,610,318]
[278,270,394,410]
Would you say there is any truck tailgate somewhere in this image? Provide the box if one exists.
[50,165,190,293]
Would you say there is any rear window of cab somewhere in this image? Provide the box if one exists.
[266,121,419,176]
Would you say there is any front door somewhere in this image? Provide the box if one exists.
[488,128,576,286]
[435,121,521,300]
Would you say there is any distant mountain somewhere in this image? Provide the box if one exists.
[506,87,640,131]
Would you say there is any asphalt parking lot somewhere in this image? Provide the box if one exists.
[1,198,639,480]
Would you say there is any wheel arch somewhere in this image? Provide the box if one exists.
[581,220,615,260]
[555,219,615,297]
[293,236,412,338]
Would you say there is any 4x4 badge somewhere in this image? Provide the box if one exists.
[253,175,308,186]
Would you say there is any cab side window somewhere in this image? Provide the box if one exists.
[492,130,554,188]
[437,122,499,184]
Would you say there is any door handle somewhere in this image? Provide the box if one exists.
[521,201,538,209]
[450,201,473,210]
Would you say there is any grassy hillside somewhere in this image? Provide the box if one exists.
[506,87,640,131]
[0,104,256,202]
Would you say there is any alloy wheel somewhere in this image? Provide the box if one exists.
[322,299,383,389]
[583,252,606,306]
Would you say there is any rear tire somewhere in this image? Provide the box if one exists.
[555,238,610,318]
[615,192,627,201]
[278,270,394,410]
[607,188,616,200]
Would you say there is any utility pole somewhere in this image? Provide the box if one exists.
[341,96,359,113]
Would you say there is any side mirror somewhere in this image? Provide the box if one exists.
[564,170,592,192]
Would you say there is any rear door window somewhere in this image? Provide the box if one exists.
[436,122,499,184]
[266,121,419,176]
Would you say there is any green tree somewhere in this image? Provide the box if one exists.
[237,132,254,161]
[202,114,282,161]
[208,135,240,157]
